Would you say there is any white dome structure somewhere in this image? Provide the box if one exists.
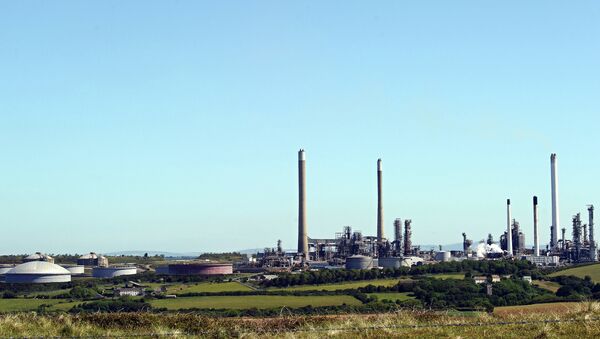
[0,265,16,275]
[6,261,71,283]
[23,252,54,264]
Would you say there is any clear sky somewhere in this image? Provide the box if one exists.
[1,1,599,254]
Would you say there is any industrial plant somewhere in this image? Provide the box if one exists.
[254,150,598,271]
[1,150,597,283]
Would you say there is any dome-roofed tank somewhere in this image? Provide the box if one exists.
[23,252,54,264]
[6,261,71,283]
[345,255,374,270]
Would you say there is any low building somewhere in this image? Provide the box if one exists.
[114,287,144,297]
[523,255,560,267]
[491,275,501,283]
[522,276,532,284]
[473,276,487,284]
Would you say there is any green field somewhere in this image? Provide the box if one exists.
[270,279,401,291]
[0,299,79,313]
[549,263,600,282]
[427,273,465,280]
[532,280,561,293]
[150,295,361,310]
[368,292,414,302]
[166,281,253,294]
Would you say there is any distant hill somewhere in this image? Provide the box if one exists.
[104,251,202,258]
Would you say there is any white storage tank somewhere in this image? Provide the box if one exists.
[0,265,16,276]
[345,255,374,270]
[435,251,452,262]
[92,266,137,278]
[62,265,85,275]
[378,257,403,269]
[5,261,71,283]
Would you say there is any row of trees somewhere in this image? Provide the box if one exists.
[263,260,540,287]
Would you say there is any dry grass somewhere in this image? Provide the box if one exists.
[2,302,600,337]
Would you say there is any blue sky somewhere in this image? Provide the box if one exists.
[1,1,599,254]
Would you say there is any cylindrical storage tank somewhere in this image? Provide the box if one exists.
[0,265,16,276]
[378,257,403,269]
[92,266,137,278]
[167,262,233,275]
[345,255,374,270]
[5,262,71,283]
[434,251,451,262]
[155,266,170,275]
[62,265,85,275]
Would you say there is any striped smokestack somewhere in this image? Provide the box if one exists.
[298,149,308,260]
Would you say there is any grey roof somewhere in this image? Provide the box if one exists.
[25,252,53,260]
[7,261,70,275]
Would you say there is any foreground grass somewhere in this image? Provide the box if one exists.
[150,295,361,310]
[2,302,600,338]
[269,279,402,291]
[549,263,600,283]
[166,281,253,294]
[494,302,582,315]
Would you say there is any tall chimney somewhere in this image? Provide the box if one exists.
[533,196,539,256]
[507,199,513,256]
[394,218,402,253]
[297,149,308,260]
[377,159,384,242]
[589,205,596,261]
[550,153,559,251]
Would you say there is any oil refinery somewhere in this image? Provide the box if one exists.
[254,150,598,271]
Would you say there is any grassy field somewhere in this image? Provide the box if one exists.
[2,303,600,337]
[427,273,465,280]
[493,302,583,315]
[269,279,401,291]
[166,281,253,294]
[0,299,79,313]
[150,295,361,310]
[532,279,561,293]
[549,263,600,282]
[368,292,414,302]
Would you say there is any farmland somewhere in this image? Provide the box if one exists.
[166,281,253,294]
[549,263,600,282]
[532,279,561,293]
[150,295,362,310]
[368,292,414,302]
[427,273,465,280]
[269,279,401,291]
[0,299,79,313]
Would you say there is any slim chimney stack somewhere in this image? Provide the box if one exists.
[551,153,560,251]
[507,199,513,256]
[297,149,308,260]
[533,196,539,256]
[377,159,384,242]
